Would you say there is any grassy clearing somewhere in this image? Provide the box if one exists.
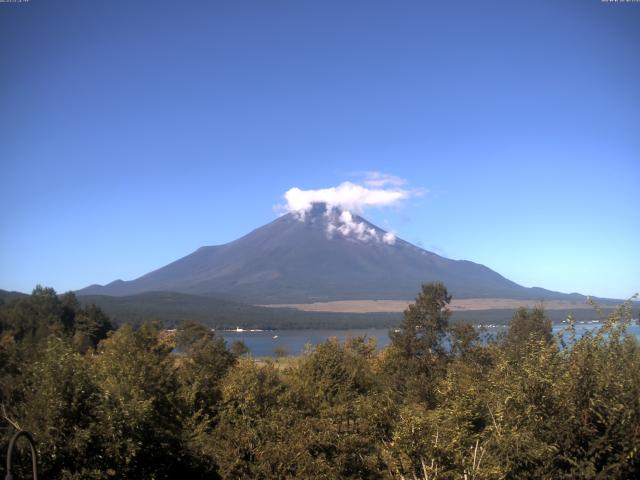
[251,355,302,370]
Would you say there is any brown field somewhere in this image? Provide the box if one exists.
[262,298,593,313]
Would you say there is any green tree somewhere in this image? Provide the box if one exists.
[295,338,374,407]
[174,321,236,476]
[230,339,249,356]
[175,321,236,414]
[212,360,319,479]
[551,303,640,478]
[448,322,480,359]
[5,286,64,342]
[273,345,289,358]
[503,306,552,350]
[385,282,452,404]
[291,339,394,478]
[0,287,113,350]
[91,323,187,479]
[71,303,113,352]
[15,337,102,479]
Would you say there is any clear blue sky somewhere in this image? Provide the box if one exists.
[1,0,638,299]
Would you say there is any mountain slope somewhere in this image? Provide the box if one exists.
[78,204,584,303]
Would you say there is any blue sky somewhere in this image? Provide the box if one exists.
[1,0,638,299]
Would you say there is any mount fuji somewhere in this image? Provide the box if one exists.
[78,203,584,304]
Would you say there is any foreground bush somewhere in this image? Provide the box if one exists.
[0,285,638,479]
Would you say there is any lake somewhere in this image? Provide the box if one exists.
[220,322,640,357]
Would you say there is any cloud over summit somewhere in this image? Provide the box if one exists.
[284,181,408,214]
[280,173,421,245]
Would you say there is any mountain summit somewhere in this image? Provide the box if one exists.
[78,203,581,304]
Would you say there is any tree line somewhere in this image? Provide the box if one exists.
[1,283,639,479]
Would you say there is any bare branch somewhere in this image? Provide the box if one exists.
[1,403,21,430]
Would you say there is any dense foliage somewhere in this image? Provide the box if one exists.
[1,284,639,479]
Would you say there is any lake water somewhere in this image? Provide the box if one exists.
[220,322,640,357]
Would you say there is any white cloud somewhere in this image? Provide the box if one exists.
[284,181,409,216]
[382,231,397,245]
[362,171,407,189]
[280,174,421,245]
[333,210,380,242]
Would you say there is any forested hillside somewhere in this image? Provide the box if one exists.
[1,284,639,479]
[77,291,402,329]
